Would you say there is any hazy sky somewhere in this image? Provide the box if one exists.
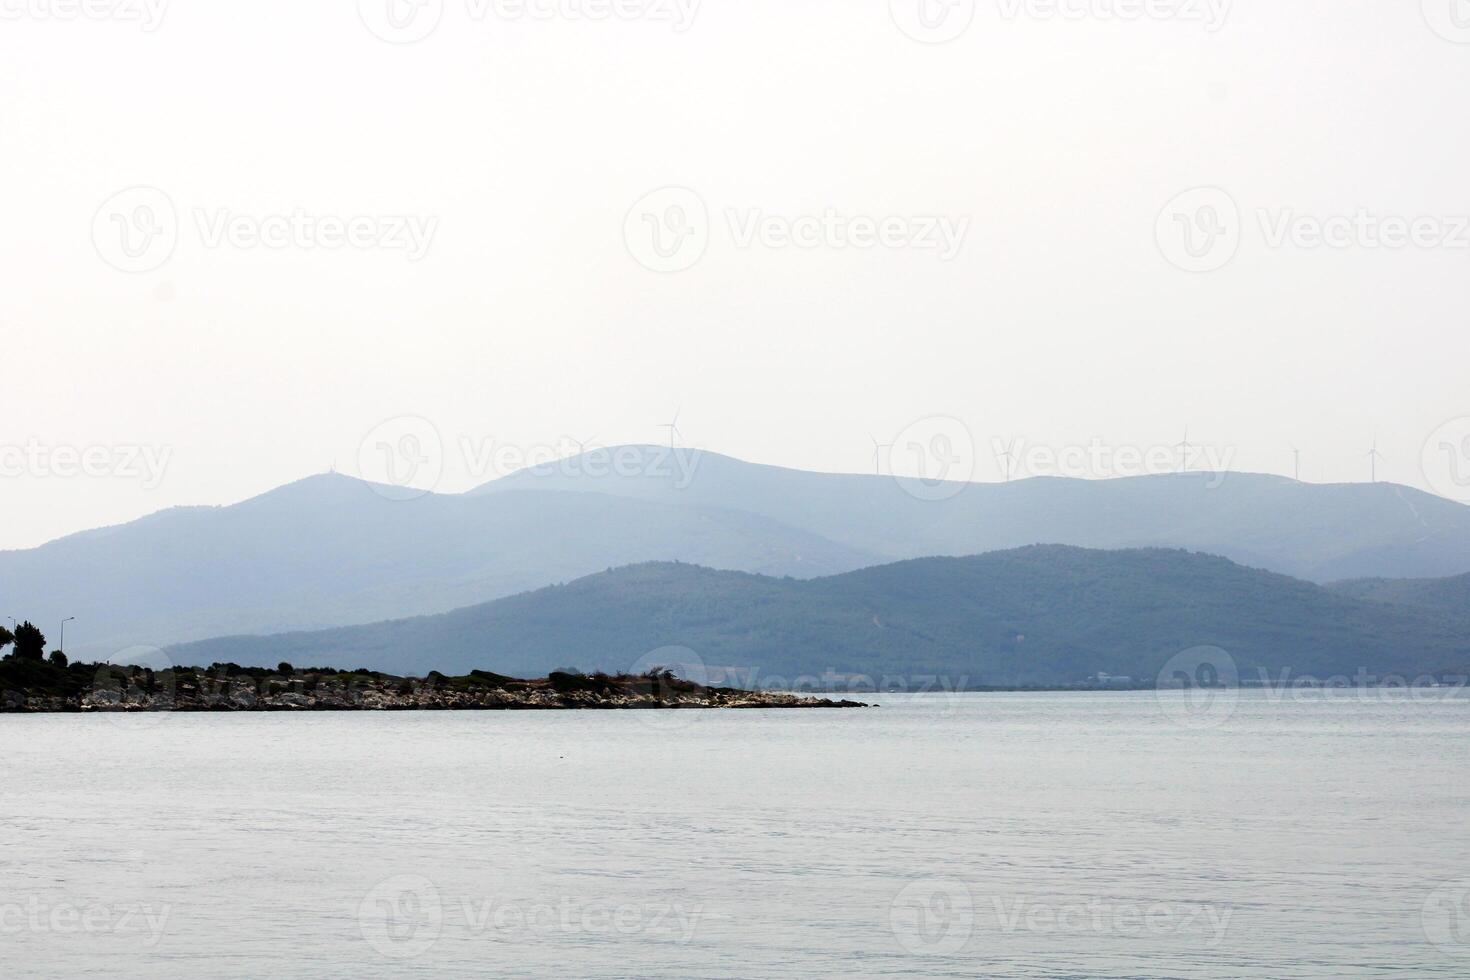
[2,0,1469,549]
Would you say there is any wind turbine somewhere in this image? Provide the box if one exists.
[571,433,598,457]
[998,438,1018,482]
[1290,445,1301,482]
[1366,439,1385,483]
[659,411,683,451]
[1176,427,1194,473]
[868,434,893,476]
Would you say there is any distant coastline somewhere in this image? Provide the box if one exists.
[0,660,870,713]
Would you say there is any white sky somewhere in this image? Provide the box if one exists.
[2,0,1469,549]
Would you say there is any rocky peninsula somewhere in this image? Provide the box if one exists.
[0,658,870,712]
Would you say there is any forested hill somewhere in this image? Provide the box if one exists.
[1329,572,1470,617]
[168,546,1470,686]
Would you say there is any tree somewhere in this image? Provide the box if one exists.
[0,625,12,655]
[48,650,69,668]
[12,622,45,661]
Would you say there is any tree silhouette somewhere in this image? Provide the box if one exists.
[0,625,12,655]
[12,622,45,661]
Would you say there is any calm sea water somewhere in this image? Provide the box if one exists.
[3,690,1469,978]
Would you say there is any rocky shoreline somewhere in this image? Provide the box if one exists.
[0,661,871,713]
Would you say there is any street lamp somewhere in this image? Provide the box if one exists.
[60,616,75,654]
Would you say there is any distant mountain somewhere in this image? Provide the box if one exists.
[167,547,1470,686]
[0,475,876,659]
[477,446,1470,582]
[1329,572,1470,616]
[12,447,1470,661]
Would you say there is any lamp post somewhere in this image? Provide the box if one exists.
[60,616,75,654]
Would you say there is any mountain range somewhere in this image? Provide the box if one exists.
[482,447,1470,582]
[167,546,1470,686]
[6,445,1470,661]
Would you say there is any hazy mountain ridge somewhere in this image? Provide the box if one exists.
[0,474,877,658]
[10,447,1470,660]
[166,546,1470,686]
[479,446,1470,581]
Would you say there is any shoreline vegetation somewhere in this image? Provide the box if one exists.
[0,657,871,713]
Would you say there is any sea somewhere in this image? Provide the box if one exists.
[3,689,1469,978]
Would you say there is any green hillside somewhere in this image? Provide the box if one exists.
[168,546,1470,686]
[1329,572,1470,617]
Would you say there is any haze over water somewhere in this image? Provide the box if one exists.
[3,691,1468,978]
